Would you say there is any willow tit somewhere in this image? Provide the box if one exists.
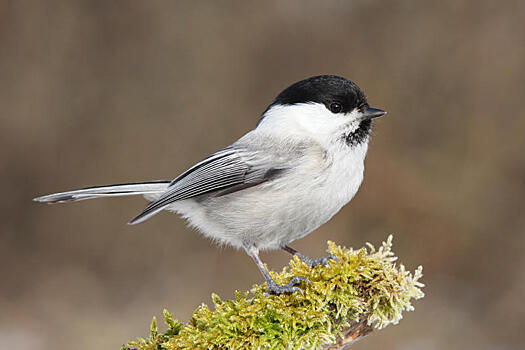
[34,75,386,295]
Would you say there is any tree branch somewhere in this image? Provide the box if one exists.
[322,318,373,349]
[123,236,424,350]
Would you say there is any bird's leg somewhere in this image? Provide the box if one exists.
[282,245,338,268]
[246,246,309,295]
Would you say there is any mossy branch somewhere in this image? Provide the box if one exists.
[124,235,424,349]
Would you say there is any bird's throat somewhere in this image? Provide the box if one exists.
[345,119,372,146]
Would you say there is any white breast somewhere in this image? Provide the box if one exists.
[260,141,368,248]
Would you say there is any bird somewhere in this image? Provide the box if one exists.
[34,75,386,295]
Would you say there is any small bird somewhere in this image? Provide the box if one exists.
[34,75,386,294]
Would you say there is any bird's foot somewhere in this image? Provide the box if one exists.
[266,276,310,295]
[297,253,339,268]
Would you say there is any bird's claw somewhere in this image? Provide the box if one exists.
[266,276,310,295]
[300,254,339,268]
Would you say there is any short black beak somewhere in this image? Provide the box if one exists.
[362,107,386,120]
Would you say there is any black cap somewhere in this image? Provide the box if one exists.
[270,75,368,114]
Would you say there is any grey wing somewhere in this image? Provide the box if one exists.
[128,147,285,224]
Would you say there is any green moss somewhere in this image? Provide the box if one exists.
[124,235,424,349]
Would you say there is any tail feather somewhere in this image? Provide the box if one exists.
[33,181,171,204]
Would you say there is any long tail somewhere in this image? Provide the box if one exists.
[33,181,171,204]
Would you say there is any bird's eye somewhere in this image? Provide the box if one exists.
[329,102,343,114]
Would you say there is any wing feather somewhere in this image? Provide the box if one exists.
[129,148,273,224]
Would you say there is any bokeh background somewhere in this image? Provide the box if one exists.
[2,1,525,349]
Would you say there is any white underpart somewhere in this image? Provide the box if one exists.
[166,103,369,251]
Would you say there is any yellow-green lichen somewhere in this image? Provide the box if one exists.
[124,235,424,349]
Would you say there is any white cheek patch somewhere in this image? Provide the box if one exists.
[345,120,360,134]
[257,103,338,137]
[339,109,364,136]
[260,104,360,131]
[343,109,362,123]
[257,104,369,147]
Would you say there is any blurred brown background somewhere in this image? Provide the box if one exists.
[1,1,524,349]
